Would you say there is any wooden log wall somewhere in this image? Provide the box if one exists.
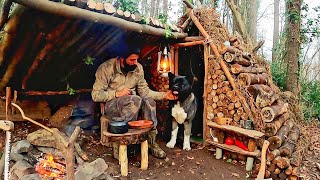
[150,73,169,109]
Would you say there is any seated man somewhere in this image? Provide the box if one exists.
[91,47,176,159]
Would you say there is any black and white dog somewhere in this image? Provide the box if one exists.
[166,72,197,151]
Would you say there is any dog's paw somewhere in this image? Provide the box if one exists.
[166,141,176,148]
[183,143,191,151]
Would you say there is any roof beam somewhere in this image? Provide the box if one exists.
[12,0,188,39]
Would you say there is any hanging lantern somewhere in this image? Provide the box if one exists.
[157,47,172,76]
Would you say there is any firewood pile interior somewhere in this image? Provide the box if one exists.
[0,0,309,179]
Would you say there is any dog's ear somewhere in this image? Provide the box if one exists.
[168,72,175,83]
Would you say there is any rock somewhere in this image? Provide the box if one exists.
[10,152,25,162]
[10,160,35,179]
[37,147,55,154]
[20,174,41,180]
[75,158,108,180]
[12,140,32,154]
[27,129,56,148]
[94,172,114,180]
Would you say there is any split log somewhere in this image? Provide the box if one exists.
[267,163,276,172]
[267,149,280,162]
[265,112,290,137]
[288,175,298,180]
[94,0,103,12]
[261,103,289,122]
[291,166,298,176]
[276,157,290,169]
[86,0,96,10]
[123,11,131,20]
[268,120,294,150]
[114,9,124,17]
[279,126,300,157]
[257,92,279,108]
[231,64,266,74]
[247,84,273,99]
[274,167,281,174]
[133,12,142,22]
[223,52,235,62]
[279,171,288,180]
[270,172,278,180]
[285,166,293,175]
[226,46,252,61]
[104,2,115,15]
[0,0,13,30]
[237,73,268,87]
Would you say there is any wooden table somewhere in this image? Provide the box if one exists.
[100,115,151,176]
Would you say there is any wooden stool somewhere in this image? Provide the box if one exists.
[100,115,150,176]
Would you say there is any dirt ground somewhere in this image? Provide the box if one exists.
[0,120,248,180]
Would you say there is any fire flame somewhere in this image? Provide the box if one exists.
[35,154,65,180]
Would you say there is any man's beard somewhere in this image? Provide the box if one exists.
[123,60,137,72]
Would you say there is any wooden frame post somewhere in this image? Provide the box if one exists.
[203,45,209,145]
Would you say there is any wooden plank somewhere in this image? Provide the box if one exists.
[206,139,260,157]
[203,45,209,144]
[103,127,151,137]
[207,121,264,139]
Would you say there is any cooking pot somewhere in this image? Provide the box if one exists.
[108,121,128,134]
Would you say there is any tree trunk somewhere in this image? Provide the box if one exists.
[248,0,257,43]
[154,0,160,17]
[150,0,155,17]
[163,0,168,17]
[285,0,302,96]
[272,0,280,62]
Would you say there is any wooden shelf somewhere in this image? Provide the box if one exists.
[207,121,264,139]
[206,139,260,157]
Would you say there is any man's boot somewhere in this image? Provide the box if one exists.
[148,130,166,159]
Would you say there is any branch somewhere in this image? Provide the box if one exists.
[0,0,13,30]
[183,0,194,9]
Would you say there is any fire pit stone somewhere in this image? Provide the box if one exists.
[12,140,33,154]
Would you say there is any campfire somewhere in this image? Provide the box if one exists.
[35,154,66,179]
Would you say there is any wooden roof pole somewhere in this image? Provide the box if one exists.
[189,9,254,121]
[0,0,13,30]
[12,0,188,39]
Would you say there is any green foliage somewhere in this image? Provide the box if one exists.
[158,13,168,24]
[165,25,173,39]
[83,55,95,65]
[270,61,287,90]
[66,84,75,95]
[114,0,139,13]
[300,4,320,44]
[301,81,320,120]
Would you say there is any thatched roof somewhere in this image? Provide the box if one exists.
[0,0,188,92]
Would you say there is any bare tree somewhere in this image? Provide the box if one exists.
[272,0,280,62]
[150,0,155,17]
[285,0,302,96]
[248,0,257,43]
[163,0,168,17]
[154,0,161,17]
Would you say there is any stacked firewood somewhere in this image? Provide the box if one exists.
[206,56,250,126]
[61,0,181,31]
[150,73,169,109]
[222,37,300,179]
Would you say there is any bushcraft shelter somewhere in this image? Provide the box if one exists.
[1,0,302,179]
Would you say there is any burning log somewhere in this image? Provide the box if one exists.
[231,64,266,74]
[237,73,268,87]
[268,120,294,150]
[265,112,290,137]
[279,126,300,157]
[261,103,289,123]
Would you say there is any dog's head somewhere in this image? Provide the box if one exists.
[168,72,192,100]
